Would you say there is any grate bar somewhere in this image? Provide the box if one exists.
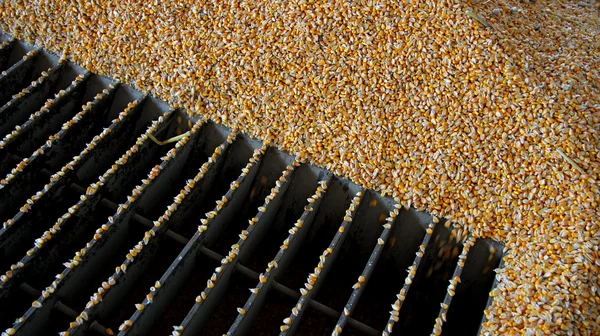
[383,220,467,335]
[0,37,15,70]
[9,155,386,336]
[0,67,88,159]
[121,214,379,336]
[225,167,328,335]
[0,96,145,274]
[112,134,236,336]
[78,186,377,336]
[439,239,502,336]
[0,34,34,72]
[2,109,176,335]
[279,191,363,336]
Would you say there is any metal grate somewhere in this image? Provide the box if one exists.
[0,33,503,336]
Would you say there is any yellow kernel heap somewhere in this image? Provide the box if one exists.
[1,0,599,334]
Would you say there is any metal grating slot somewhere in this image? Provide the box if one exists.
[0,93,153,279]
[163,149,301,335]
[226,173,332,336]
[439,239,502,336]
[96,130,234,336]
[0,74,115,223]
[277,191,364,336]
[383,222,464,335]
[224,166,331,335]
[0,33,15,70]
[0,42,48,107]
[279,191,392,335]
[177,161,303,335]
[0,33,31,71]
[0,34,505,336]
[0,94,152,326]
[242,179,366,335]
[332,204,431,336]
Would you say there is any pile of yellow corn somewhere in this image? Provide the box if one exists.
[1,0,599,334]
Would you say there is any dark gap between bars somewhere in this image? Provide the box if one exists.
[92,122,226,331]
[0,37,27,71]
[209,148,289,256]
[169,147,280,334]
[394,223,463,335]
[0,284,32,327]
[153,256,221,335]
[442,239,502,336]
[59,222,148,313]
[275,177,355,293]
[1,73,102,161]
[99,237,183,332]
[0,48,55,107]
[75,95,154,188]
[45,305,78,336]
[0,94,152,275]
[241,164,326,278]
[294,304,340,335]
[250,289,298,335]
[0,72,97,222]
[349,209,428,329]
[59,115,186,313]
[0,190,81,273]
[175,136,257,239]
[26,203,116,290]
[36,81,117,173]
[0,75,111,239]
[231,166,326,333]
[18,282,109,335]
[1,102,172,292]
[97,114,178,207]
[199,270,258,336]
[310,190,387,313]
[136,128,207,220]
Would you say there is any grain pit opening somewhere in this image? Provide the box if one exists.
[0,33,504,336]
